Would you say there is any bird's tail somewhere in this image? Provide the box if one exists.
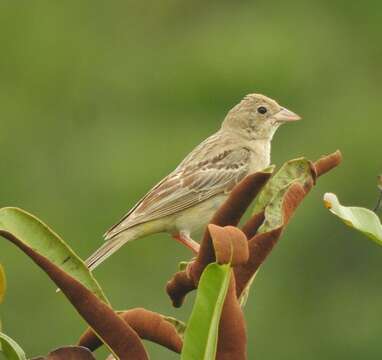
[85,228,140,271]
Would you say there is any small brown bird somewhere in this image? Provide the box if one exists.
[86,94,301,270]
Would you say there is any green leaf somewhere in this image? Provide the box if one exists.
[181,263,231,360]
[253,157,312,215]
[0,207,109,304]
[257,184,293,233]
[0,332,26,360]
[0,264,6,304]
[324,193,382,245]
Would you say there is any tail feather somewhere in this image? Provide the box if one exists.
[86,229,139,271]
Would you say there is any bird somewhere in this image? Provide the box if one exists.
[86,93,301,270]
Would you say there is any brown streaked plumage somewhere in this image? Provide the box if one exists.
[86,93,301,270]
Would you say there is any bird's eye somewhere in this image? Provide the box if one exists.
[257,106,267,114]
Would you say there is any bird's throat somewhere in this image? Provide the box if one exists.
[248,139,272,172]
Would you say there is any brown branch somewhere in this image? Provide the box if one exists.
[79,308,183,354]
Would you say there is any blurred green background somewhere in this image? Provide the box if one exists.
[0,0,381,359]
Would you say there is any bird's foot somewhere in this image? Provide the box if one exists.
[173,232,200,254]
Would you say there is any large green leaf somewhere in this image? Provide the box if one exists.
[181,263,231,360]
[0,207,109,304]
[324,193,382,245]
[0,264,5,304]
[0,332,26,360]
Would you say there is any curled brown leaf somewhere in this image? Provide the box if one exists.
[216,276,247,360]
[208,225,249,266]
[313,150,342,177]
[166,270,196,308]
[241,211,265,239]
[79,308,183,354]
[30,346,96,360]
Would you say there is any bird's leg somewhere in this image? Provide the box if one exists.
[173,231,200,254]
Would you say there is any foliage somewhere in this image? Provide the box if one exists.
[324,193,382,245]
[0,207,108,304]
[0,152,340,359]
[181,264,231,360]
[0,332,26,360]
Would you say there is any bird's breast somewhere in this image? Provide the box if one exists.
[247,140,271,173]
[168,193,228,235]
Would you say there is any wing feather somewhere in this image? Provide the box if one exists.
[105,147,251,239]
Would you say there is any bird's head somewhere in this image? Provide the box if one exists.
[222,93,301,140]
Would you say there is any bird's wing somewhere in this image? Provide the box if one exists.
[105,147,251,239]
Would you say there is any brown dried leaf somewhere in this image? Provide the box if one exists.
[30,346,95,360]
[208,225,249,266]
[79,308,183,354]
[216,276,246,360]
[313,150,342,177]
[166,270,196,308]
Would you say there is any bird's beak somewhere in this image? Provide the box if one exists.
[273,107,301,122]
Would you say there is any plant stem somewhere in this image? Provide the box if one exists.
[374,190,382,212]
